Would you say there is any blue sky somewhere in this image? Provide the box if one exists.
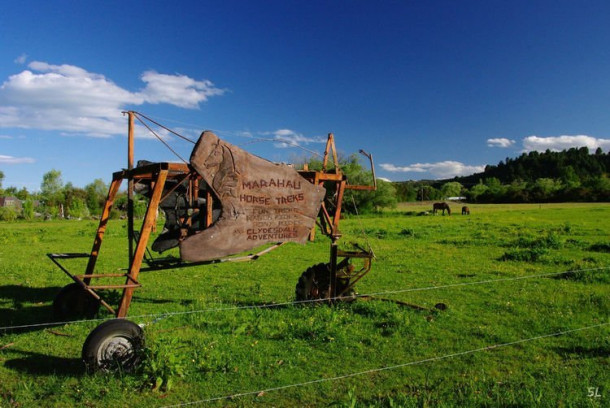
[1,1,610,191]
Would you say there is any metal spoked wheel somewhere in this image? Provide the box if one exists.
[53,283,100,320]
[82,319,144,373]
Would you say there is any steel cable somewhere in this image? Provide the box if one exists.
[134,114,189,164]
[159,321,610,407]
[1,266,607,332]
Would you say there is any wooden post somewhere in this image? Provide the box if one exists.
[332,180,346,238]
[127,111,135,267]
[322,133,339,172]
[205,190,213,228]
[329,242,338,300]
[117,169,168,318]
[309,171,321,241]
[84,178,123,285]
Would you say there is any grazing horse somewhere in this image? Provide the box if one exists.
[461,206,470,215]
[432,202,451,215]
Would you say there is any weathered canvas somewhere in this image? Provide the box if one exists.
[180,131,326,262]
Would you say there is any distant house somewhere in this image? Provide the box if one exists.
[0,196,23,211]
[446,196,467,201]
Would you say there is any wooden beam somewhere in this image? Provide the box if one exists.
[84,178,123,284]
[117,169,168,318]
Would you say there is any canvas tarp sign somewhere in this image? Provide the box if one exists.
[180,131,326,262]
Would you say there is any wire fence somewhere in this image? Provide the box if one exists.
[1,266,607,332]
[159,321,609,407]
[1,264,608,406]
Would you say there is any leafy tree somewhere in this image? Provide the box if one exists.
[68,197,90,219]
[341,154,396,213]
[441,182,463,198]
[64,183,90,217]
[586,175,610,201]
[419,185,440,201]
[41,169,64,203]
[0,206,17,222]
[0,170,4,193]
[134,196,148,218]
[532,178,563,201]
[468,181,489,202]
[41,169,63,197]
[14,187,30,201]
[560,165,581,189]
[85,179,108,215]
[394,182,418,201]
[300,153,395,213]
[40,169,65,218]
[2,186,17,196]
[22,199,35,221]
[505,179,529,202]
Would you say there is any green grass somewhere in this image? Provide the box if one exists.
[1,203,609,407]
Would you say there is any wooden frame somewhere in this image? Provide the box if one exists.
[49,112,377,318]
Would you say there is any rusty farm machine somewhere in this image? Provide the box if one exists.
[48,111,376,372]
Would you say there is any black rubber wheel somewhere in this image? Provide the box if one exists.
[295,263,329,301]
[82,319,144,373]
[53,283,100,320]
[295,263,352,302]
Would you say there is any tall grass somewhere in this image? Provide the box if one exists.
[1,203,609,406]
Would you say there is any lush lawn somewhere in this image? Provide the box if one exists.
[1,203,609,407]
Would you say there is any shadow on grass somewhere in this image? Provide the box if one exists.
[0,285,61,304]
[3,348,83,376]
[555,345,610,358]
[132,295,193,307]
[0,285,62,333]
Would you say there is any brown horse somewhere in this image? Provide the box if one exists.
[432,202,451,215]
[461,206,470,215]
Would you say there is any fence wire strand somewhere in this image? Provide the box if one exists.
[159,321,609,407]
[1,266,607,332]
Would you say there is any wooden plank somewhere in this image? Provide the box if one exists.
[117,169,168,318]
[84,178,122,284]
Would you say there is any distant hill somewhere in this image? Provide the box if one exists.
[447,147,610,186]
[392,147,610,203]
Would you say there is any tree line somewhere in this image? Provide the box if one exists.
[0,169,148,221]
[1,146,608,221]
[395,147,610,203]
[0,155,397,221]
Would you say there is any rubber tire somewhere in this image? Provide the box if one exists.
[295,263,352,302]
[82,319,144,373]
[53,283,100,320]
[295,263,330,301]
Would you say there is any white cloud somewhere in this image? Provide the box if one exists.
[139,71,225,109]
[0,154,35,164]
[0,61,225,137]
[487,138,515,148]
[14,54,28,64]
[264,129,325,148]
[380,161,485,179]
[523,135,610,152]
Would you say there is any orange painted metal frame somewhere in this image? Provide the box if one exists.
[50,112,376,317]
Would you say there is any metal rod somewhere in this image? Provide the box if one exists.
[127,111,135,267]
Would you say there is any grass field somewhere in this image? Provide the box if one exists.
[1,202,609,407]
